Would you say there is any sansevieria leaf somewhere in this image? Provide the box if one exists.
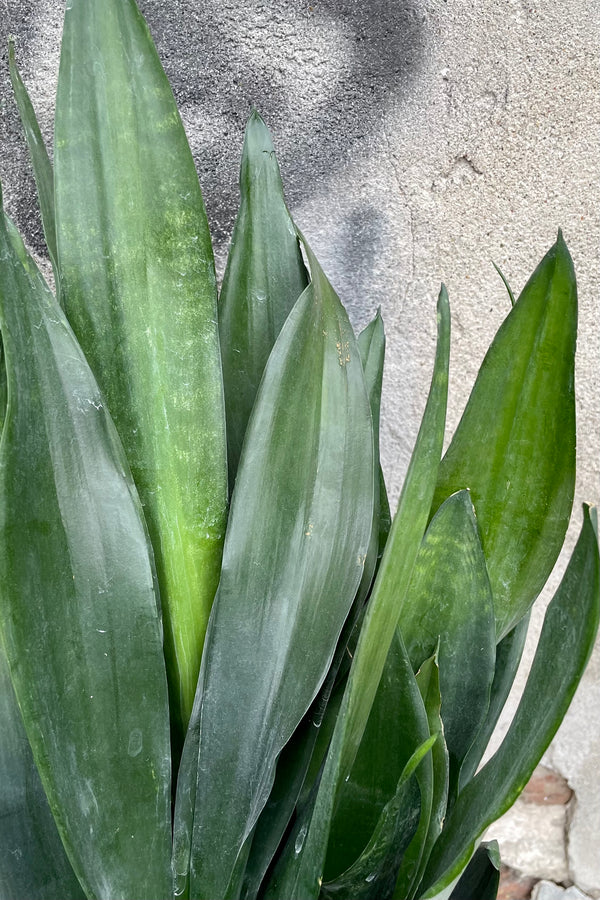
[0,207,172,899]
[0,644,85,900]
[433,234,577,640]
[400,489,496,802]
[420,505,600,897]
[174,238,374,900]
[54,0,227,741]
[265,286,450,900]
[219,110,308,485]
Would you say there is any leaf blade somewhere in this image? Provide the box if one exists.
[420,505,600,897]
[0,209,172,900]
[219,110,308,485]
[54,0,228,739]
[174,240,375,900]
[264,286,450,900]
[433,235,577,640]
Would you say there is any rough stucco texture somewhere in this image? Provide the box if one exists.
[0,0,599,893]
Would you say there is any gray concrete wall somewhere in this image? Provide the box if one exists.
[1,1,598,895]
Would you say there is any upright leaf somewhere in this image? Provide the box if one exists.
[420,506,600,898]
[433,234,577,640]
[265,286,450,900]
[459,613,529,790]
[323,632,432,883]
[219,110,308,484]
[0,210,172,899]
[54,0,227,740]
[409,653,449,899]
[399,490,496,801]
[8,41,58,278]
[0,644,85,900]
[174,240,374,900]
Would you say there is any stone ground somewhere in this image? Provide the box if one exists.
[0,0,598,894]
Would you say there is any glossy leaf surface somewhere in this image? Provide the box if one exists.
[0,210,172,900]
[174,241,374,900]
[322,738,435,900]
[0,644,85,900]
[324,631,432,883]
[241,310,386,900]
[54,0,227,739]
[448,843,500,900]
[460,613,529,790]
[400,489,496,800]
[264,286,450,900]
[409,654,449,899]
[433,234,577,639]
[219,110,308,485]
[420,506,600,897]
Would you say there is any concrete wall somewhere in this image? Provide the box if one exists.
[1,0,598,894]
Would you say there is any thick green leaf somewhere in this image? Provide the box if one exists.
[433,234,577,640]
[173,239,374,900]
[54,0,227,740]
[459,613,530,791]
[219,110,308,485]
[420,505,600,898]
[8,41,58,279]
[448,843,500,900]
[409,654,449,899]
[0,643,85,900]
[322,738,436,900]
[400,489,496,801]
[324,632,432,883]
[240,308,387,900]
[0,210,172,899]
[263,286,450,900]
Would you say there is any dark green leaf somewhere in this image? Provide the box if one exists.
[433,234,577,640]
[324,632,432,883]
[173,239,374,900]
[448,842,500,900]
[8,41,58,280]
[400,490,496,801]
[0,644,85,900]
[0,210,172,899]
[459,613,530,791]
[408,653,449,899]
[263,286,450,900]
[420,505,600,898]
[54,0,227,741]
[219,110,308,485]
[322,738,435,900]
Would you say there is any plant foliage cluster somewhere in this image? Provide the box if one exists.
[0,1,598,899]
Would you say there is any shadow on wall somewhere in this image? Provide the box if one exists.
[1,0,427,264]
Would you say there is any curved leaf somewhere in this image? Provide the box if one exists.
[448,842,500,900]
[54,0,227,740]
[0,210,172,899]
[219,110,308,485]
[433,234,577,639]
[400,489,496,801]
[459,613,529,791]
[263,286,450,900]
[173,239,374,900]
[322,738,435,900]
[420,505,600,898]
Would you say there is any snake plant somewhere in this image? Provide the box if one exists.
[0,1,597,899]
